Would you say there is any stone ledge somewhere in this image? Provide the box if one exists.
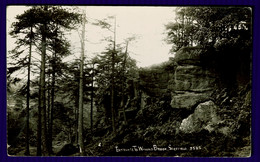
[170,91,213,109]
[174,88,214,94]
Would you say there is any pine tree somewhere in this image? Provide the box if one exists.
[9,5,81,156]
[9,7,39,156]
[78,9,86,156]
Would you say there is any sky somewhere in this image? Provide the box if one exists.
[6,6,176,68]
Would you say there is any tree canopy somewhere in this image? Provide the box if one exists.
[165,7,252,53]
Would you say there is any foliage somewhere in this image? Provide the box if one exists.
[165,7,252,92]
[165,7,199,52]
[8,5,81,79]
[8,5,82,156]
[94,44,138,120]
[165,7,252,53]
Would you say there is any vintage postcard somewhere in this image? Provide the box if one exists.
[6,6,252,157]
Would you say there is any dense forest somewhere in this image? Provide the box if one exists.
[7,6,251,157]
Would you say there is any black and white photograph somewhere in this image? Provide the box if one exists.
[6,6,252,157]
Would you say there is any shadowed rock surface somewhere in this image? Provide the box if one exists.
[56,143,79,156]
[179,100,221,133]
[170,47,218,109]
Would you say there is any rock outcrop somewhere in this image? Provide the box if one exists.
[139,65,173,97]
[169,47,218,109]
[138,46,250,139]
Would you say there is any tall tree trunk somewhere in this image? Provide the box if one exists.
[123,98,129,124]
[46,64,51,154]
[41,24,48,156]
[111,55,116,134]
[90,63,94,133]
[25,26,33,156]
[47,72,50,130]
[37,88,42,155]
[75,97,79,144]
[121,42,128,125]
[48,51,56,154]
[111,17,116,134]
[38,6,48,156]
[78,10,86,156]
[74,71,79,144]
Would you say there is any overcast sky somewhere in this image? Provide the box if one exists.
[7,6,176,67]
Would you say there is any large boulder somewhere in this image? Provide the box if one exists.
[179,101,222,133]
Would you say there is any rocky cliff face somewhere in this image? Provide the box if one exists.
[169,47,218,109]
[139,47,219,110]
[138,48,218,112]
[139,47,250,139]
[139,65,173,97]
